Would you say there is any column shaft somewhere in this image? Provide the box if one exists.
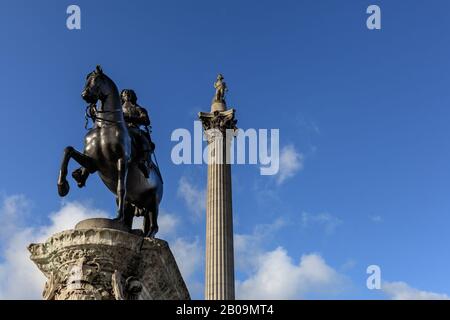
[205,133,235,300]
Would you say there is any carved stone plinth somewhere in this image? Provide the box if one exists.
[28,219,190,300]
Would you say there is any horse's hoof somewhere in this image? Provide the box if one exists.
[146,226,158,238]
[72,169,86,188]
[57,180,70,197]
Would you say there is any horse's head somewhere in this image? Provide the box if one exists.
[81,65,113,104]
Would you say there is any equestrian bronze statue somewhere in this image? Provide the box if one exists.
[57,66,163,237]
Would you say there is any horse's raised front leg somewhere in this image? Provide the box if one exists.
[114,158,128,222]
[72,167,90,188]
[57,146,96,197]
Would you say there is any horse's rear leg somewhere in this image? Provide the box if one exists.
[57,146,96,197]
[144,199,159,238]
[121,201,134,231]
[114,158,128,222]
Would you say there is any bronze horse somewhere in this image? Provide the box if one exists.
[57,66,163,237]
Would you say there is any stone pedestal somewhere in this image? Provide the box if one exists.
[28,218,190,300]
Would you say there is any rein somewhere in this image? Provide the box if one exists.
[85,104,123,129]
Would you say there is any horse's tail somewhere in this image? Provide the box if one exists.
[151,151,163,184]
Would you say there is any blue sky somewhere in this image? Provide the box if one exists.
[1,0,450,299]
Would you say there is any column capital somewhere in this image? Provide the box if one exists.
[198,109,238,133]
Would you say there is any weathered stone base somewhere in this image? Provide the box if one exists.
[28,218,190,300]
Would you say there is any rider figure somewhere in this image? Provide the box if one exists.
[120,89,155,178]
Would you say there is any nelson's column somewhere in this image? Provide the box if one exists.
[199,74,237,300]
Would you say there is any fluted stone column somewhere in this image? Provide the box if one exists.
[199,94,237,300]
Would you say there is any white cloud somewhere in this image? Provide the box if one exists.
[276,145,304,185]
[159,213,179,234]
[301,212,342,235]
[0,227,44,299]
[132,210,179,239]
[340,259,357,271]
[234,218,285,271]
[171,238,203,280]
[382,281,450,300]
[36,202,108,241]
[0,195,204,299]
[0,197,107,299]
[236,248,345,299]
[171,237,204,298]
[235,220,346,299]
[0,195,30,242]
[177,176,206,216]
